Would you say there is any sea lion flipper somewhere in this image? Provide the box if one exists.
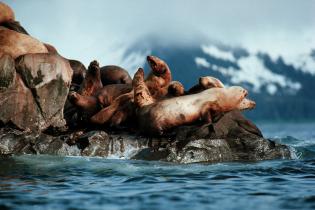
[133,68,155,108]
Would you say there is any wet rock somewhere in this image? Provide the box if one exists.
[167,139,233,164]
[80,131,150,158]
[0,27,48,59]
[0,128,80,156]
[0,111,291,164]
[0,53,72,131]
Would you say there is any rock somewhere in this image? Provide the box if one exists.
[44,43,58,54]
[0,53,15,88]
[0,2,15,24]
[0,73,44,131]
[0,127,80,156]
[0,53,72,131]
[0,111,292,164]
[80,131,150,158]
[0,20,29,35]
[0,27,48,59]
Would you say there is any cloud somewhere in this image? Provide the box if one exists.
[3,0,315,75]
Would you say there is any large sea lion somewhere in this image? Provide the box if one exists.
[100,65,132,85]
[0,28,48,59]
[78,60,103,97]
[133,68,255,135]
[0,2,15,24]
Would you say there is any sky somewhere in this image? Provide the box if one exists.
[3,0,315,74]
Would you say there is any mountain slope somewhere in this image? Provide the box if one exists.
[124,39,315,121]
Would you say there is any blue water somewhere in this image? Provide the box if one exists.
[0,123,315,210]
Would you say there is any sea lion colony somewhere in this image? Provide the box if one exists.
[0,2,256,136]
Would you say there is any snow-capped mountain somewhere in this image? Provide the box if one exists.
[122,39,315,121]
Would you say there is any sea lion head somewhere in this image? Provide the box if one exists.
[225,86,255,110]
[237,98,256,110]
[199,76,225,89]
[88,60,100,75]
[168,81,185,97]
[147,55,168,76]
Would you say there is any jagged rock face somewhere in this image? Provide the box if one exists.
[0,111,292,164]
[0,27,48,59]
[0,53,72,131]
[0,54,15,88]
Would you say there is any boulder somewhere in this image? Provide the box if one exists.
[0,27,48,59]
[0,20,29,35]
[0,2,15,24]
[0,53,16,88]
[0,53,72,131]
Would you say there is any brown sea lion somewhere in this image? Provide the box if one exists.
[0,2,15,24]
[133,68,255,135]
[100,65,132,85]
[90,91,134,125]
[145,55,172,98]
[167,81,185,97]
[78,60,103,97]
[68,59,87,87]
[69,84,132,115]
[188,76,225,94]
[0,28,48,59]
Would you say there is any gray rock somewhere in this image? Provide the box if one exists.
[0,53,72,131]
[0,111,292,164]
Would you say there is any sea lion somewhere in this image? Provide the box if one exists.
[0,28,48,59]
[167,81,185,97]
[145,55,172,98]
[188,76,225,94]
[0,2,15,24]
[100,65,132,85]
[68,59,87,88]
[78,60,103,97]
[90,91,134,125]
[69,84,132,115]
[133,68,255,135]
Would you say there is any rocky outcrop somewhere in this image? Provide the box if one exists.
[0,111,291,163]
[0,53,73,131]
[0,2,15,24]
[0,27,48,59]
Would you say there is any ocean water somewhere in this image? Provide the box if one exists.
[0,123,315,210]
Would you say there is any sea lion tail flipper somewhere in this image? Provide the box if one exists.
[133,68,154,107]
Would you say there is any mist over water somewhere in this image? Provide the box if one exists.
[1,123,315,210]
